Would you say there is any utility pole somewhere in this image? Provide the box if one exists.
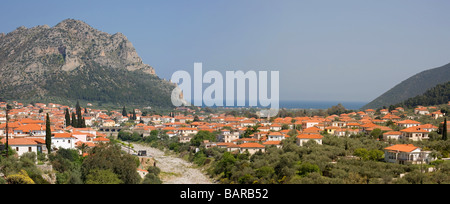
[5,103,9,158]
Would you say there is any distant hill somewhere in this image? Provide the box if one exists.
[394,81,450,108]
[362,62,450,109]
[0,19,176,108]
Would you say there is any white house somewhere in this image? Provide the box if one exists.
[296,134,323,146]
[384,144,434,164]
[1,138,45,156]
[238,143,266,155]
[396,120,421,128]
[383,131,402,140]
[177,127,198,136]
[240,120,256,128]
[302,120,320,129]
[166,131,176,138]
[267,131,285,141]
[224,132,240,143]
[13,124,46,136]
[414,107,429,115]
[52,133,76,149]
[400,126,429,141]
[269,124,282,131]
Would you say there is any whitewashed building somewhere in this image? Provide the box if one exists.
[384,144,434,164]
[52,133,76,149]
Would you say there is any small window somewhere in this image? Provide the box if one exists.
[28,147,32,152]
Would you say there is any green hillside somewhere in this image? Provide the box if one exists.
[395,81,450,108]
[362,62,450,109]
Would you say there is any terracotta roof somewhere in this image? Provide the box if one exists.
[400,126,428,133]
[302,127,321,133]
[0,138,45,145]
[216,142,239,148]
[417,124,438,129]
[397,120,421,124]
[239,143,265,148]
[268,131,283,136]
[15,124,45,132]
[18,118,45,124]
[53,133,75,138]
[236,138,259,142]
[296,134,323,139]
[346,123,360,126]
[384,144,420,153]
[262,141,281,145]
[383,131,401,135]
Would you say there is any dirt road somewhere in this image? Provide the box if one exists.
[132,143,214,184]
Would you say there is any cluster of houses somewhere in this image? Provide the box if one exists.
[0,101,110,156]
[1,101,448,165]
[133,105,447,165]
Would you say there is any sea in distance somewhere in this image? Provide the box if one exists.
[279,100,367,110]
[198,100,367,110]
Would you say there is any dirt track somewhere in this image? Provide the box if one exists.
[132,143,213,184]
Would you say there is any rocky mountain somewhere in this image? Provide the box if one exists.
[362,62,450,109]
[0,19,175,107]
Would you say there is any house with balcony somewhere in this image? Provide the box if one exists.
[396,120,421,128]
[384,144,434,164]
[400,126,429,141]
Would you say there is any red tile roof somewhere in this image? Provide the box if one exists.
[384,144,420,153]
[262,141,281,145]
[296,134,323,139]
[239,143,265,148]
[0,138,45,145]
[53,133,75,138]
[400,126,429,133]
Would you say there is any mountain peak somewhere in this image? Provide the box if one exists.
[55,19,92,29]
[0,19,170,107]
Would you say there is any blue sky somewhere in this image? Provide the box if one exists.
[2,0,450,103]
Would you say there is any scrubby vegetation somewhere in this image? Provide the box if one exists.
[0,142,163,184]
[123,127,450,184]
[193,135,450,184]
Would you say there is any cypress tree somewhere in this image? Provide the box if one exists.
[45,113,52,153]
[65,108,71,127]
[443,117,448,141]
[81,117,86,128]
[122,106,127,117]
[76,101,83,128]
[77,114,83,128]
[71,112,77,128]
[132,109,136,120]
[76,101,81,116]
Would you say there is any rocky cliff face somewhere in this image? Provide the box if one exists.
[0,19,155,74]
[0,19,174,107]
